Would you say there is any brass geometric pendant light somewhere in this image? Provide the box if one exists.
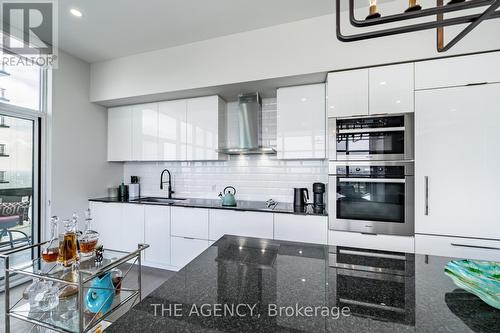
[336,0,500,52]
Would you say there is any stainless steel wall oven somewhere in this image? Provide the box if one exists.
[329,113,414,161]
[328,161,414,236]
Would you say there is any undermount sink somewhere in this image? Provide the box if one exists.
[133,197,187,204]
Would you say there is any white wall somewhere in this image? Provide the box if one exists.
[51,51,123,219]
[90,1,500,103]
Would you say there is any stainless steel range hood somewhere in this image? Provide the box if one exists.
[218,93,276,155]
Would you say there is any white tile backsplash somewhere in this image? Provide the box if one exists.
[124,156,327,203]
[122,97,328,203]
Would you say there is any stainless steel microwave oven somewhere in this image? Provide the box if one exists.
[329,113,414,161]
[328,161,414,236]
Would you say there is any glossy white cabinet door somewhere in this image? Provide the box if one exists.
[369,63,414,114]
[132,103,159,161]
[89,202,121,251]
[186,96,223,161]
[171,206,209,239]
[120,204,145,252]
[415,52,500,90]
[415,84,500,240]
[89,202,144,252]
[107,106,133,161]
[415,235,500,261]
[274,214,327,244]
[158,100,187,161]
[209,210,274,241]
[171,236,209,268]
[277,84,326,159]
[327,69,369,118]
[144,205,171,267]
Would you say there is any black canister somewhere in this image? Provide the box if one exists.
[118,183,129,200]
[312,182,325,210]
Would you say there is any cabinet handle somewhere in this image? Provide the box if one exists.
[450,243,500,251]
[424,176,429,216]
[183,237,195,240]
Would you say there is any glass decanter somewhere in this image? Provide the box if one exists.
[41,216,59,262]
[78,208,99,257]
[57,214,78,267]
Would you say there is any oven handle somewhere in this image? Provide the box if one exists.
[338,177,406,183]
[337,126,405,134]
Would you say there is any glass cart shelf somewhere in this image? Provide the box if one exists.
[1,242,149,333]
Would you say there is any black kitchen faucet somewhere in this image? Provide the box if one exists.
[160,169,174,199]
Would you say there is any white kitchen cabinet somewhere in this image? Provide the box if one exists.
[186,96,226,161]
[415,235,500,261]
[274,214,327,244]
[89,202,144,252]
[158,100,187,161]
[90,201,122,251]
[209,210,274,241]
[327,69,368,118]
[144,205,171,268]
[119,204,145,251]
[415,84,500,240]
[107,106,133,161]
[277,84,326,159]
[415,51,500,90]
[369,63,414,114]
[171,206,209,240]
[328,230,415,253]
[108,95,225,162]
[171,236,209,268]
[132,103,159,161]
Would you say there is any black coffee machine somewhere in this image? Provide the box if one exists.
[312,183,326,213]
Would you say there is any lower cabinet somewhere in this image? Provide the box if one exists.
[144,205,171,268]
[171,237,210,268]
[415,234,500,261]
[90,201,336,271]
[274,214,327,244]
[329,230,415,253]
[90,202,144,253]
[208,210,274,241]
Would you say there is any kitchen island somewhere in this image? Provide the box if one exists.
[107,235,499,332]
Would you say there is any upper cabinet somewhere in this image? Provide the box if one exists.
[108,95,226,162]
[277,83,326,160]
[186,96,225,161]
[158,99,187,161]
[132,103,159,161]
[369,63,414,115]
[415,52,500,90]
[327,63,414,118]
[108,106,133,161]
[327,69,368,117]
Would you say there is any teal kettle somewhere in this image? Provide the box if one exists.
[85,272,115,314]
[219,186,237,207]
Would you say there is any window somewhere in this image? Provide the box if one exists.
[0,54,43,289]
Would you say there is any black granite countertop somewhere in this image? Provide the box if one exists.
[89,197,327,216]
[107,235,499,333]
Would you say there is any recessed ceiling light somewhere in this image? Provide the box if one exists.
[70,8,83,17]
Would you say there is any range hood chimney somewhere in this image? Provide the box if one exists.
[219,93,276,155]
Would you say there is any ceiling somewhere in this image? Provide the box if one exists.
[58,0,334,63]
